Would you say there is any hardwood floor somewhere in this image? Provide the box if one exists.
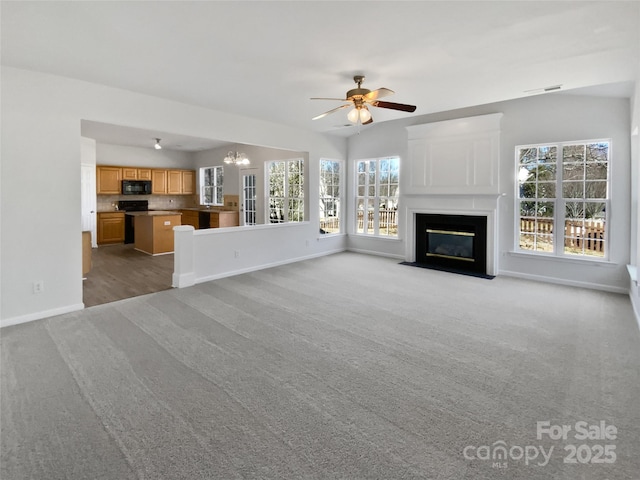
[83,244,174,307]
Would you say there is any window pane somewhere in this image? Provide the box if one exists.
[537,182,556,199]
[563,144,585,163]
[519,148,537,165]
[563,163,584,181]
[585,163,608,180]
[538,146,557,163]
[584,181,607,199]
[562,182,584,198]
[537,163,556,181]
[519,182,536,199]
[586,142,609,163]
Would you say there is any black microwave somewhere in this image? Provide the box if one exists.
[122,180,152,195]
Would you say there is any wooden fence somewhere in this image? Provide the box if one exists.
[520,218,605,254]
[356,210,398,233]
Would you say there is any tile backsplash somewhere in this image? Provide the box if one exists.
[97,194,200,211]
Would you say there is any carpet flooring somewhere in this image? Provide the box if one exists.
[2,252,639,479]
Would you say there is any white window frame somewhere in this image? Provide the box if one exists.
[354,156,400,237]
[515,139,610,260]
[319,159,343,234]
[267,158,304,223]
[200,166,224,206]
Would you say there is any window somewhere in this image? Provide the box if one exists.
[355,156,399,237]
[516,140,609,258]
[268,158,304,223]
[319,159,342,234]
[200,166,223,206]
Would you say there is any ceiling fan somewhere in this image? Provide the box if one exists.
[311,75,416,125]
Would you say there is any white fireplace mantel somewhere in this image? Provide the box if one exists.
[403,114,504,275]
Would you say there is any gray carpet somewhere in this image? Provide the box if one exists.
[2,252,639,479]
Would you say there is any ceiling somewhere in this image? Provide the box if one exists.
[2,1,639,149]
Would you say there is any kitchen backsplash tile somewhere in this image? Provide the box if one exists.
[97,194,199,211]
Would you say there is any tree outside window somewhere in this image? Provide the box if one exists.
[200,166,223,205]
[355,157,399,237]
[268,159,304,223]
[516,141,609,258]
[319,159,342,234]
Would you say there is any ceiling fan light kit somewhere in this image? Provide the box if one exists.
[312,75,416,125]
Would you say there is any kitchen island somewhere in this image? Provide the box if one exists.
[128,211,182,255]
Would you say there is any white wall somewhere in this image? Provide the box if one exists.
[347,93,632,292]
[0,67,346,326]
[96,142,195,169]
[628,78,640,324]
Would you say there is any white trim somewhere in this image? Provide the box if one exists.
[629,289,640,331]
[1,303,84,328]
[194,248,345,284]
[405,205,498,276]
[172,272,196,288]
[499,269,627,294]
[346,247,404,260]
[508,250,617,267]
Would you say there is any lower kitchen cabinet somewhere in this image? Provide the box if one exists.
[97,212,125,244]
[180,210,200,229]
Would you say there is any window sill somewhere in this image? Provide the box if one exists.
[508,250,616,267]
[317,232,346,240]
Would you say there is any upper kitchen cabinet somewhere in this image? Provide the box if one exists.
[96,166,122,194]
[151,169,167,194]
[167,170,183,195]
[159,169,195,195]
[181,170,195,194]
[122,167,152,180]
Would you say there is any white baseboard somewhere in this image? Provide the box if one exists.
[499,269,628,294]
[1,303,85,328]
[346,247,405,260]
[172,272,196,288]
[628,289,640,331]
[194,248,346,285]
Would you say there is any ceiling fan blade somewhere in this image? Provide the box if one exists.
[372,100,417,112]
[310,97,348,101]
[363,88,394,101]
[312,104,350,120]
[363,115,374,125]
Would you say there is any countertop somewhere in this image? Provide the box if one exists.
[181,208,238,213]
[126,210,182,216]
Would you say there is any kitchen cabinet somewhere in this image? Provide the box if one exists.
[154,169,195,195]
[200,210,240,229]
[122,167,138,180]
[97,165,195,195]
[134,211,182,255]
[96,166,122,194]
[122,167,152,180]
[182,170,195,194]
[97,212,125,244]
[167,170,183,195]
[151,169,167,194]
[137,168,152,180]
[180,210,200,229]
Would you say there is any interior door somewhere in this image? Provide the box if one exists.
[241,170,257,226]
[81,163,98,247]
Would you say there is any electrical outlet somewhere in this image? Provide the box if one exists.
[234,250,240,258]
[33,281,44,294]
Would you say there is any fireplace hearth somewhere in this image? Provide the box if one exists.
[415,214,488,276]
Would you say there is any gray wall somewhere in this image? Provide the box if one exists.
[347,93,632,292]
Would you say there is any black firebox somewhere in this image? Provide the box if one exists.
[415,214,487,275]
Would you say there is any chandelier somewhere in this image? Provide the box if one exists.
[224,151,250,166]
